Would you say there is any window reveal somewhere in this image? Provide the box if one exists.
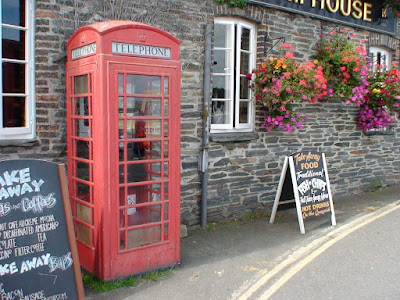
[211,18,255,132]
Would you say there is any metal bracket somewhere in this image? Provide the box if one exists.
[264,34,285,55]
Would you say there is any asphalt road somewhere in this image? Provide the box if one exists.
[258,204,400,300]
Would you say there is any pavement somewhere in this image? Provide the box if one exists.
[85,185,400,300]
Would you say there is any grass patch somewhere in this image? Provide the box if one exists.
[82,267,175,293]
[82,271,139,293]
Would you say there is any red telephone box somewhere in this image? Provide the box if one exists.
[65,21,181,280]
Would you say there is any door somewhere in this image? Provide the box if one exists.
[66,65,97,271]
[109,62,180,276]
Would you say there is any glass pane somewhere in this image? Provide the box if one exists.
[164,223,169,240]
[164,183,169,200]
[76,202,91,224]
[119,165,125,183]
[164,162,169,178]
[126,119,162,139]
[118,74,124,94]
[240,76,250,99]
[164,141,169,158]
[119,96,124,116]
[211,101,230,125]
[126,141,148,160]
[74,97,89,116]
[164,203,169,221]
[127,163,148,183]
[213,49,231,74]
[76,223,91,245]
[119,187,126,206]
[164,77,169,95]
[241,28,250,51]
[126,75,161,94]
[3,62,25,93]
[76,161,90,181]
[74,75,88,94]
[239,101,249,123]
[127,97,161,116]
[124,184,162,206]
[128,225,161,248]
[240,52,250,75]
[76,181,90,202]
[120,230,126,250]
[164,98,169,116]
[75,140,91,160]
[74,119,89,138]
[2,0,25,26]
[163,120,168,138]
[212,75,231,99]
[3,96,25,127]
[215,23,231,48]
[127,204,161,227]
[2,27,25,60]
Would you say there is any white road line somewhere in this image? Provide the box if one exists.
[234,201,400,300]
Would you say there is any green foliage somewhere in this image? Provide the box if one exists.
[82,268,174,293]
[214,0,247,9]
[82,271,139,293]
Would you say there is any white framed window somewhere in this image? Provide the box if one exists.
[211,18,255,133]
[0,0,35,140]
[369,46,392,72]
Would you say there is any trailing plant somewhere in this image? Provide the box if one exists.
[316,29,369,102]
[214,0,247,9]
[247,29,400,132]
[248,44,328,132]
[357,68,400,131]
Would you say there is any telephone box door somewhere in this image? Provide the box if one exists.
[109,62,180,276]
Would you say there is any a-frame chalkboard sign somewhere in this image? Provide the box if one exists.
[0,160,85,299]
[269,151,336,234]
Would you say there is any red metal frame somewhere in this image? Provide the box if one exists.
[66,21,181,280]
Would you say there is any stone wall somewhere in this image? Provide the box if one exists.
[3,0,399,227]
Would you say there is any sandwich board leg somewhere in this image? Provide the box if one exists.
[269,157,289,224]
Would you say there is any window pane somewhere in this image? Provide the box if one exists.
[3,96,25,127]
[74,75,88,94]
[239,101,249,123]
[213,49,231,74]
[241,28,250,51]
[127,225,161,248]
[164,98,169,116]
[126,75,161,94]
[215,24,231,48]
[76,160,90,181]
[164,77,169,95]
[2,27,25,60]
[240,52,250,75]
[211,101,230,125]
[2,0,25,26]
[212,75,231,99]
[76,202,91,224]
[75,140,91,160]
[3,62,25,93]
[125,119,162,139]
[240,76,250,99]
[127,97,161,116]
[118,74,124,94]
[76,223,92,246]
[125,141,161,161]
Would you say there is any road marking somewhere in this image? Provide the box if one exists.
[234,200,400,300]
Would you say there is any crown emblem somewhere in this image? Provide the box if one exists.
[138,32,147,42]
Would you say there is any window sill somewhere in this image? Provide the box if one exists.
[0,139,38,147]
[210,132,259,143]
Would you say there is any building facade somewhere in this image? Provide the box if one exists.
[1,0,400,227]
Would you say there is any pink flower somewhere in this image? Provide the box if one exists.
[285,51,294,58]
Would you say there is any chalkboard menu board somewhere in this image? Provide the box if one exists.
[270,151,336,234]
[0,160,85,299]
[291,151,331,219]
